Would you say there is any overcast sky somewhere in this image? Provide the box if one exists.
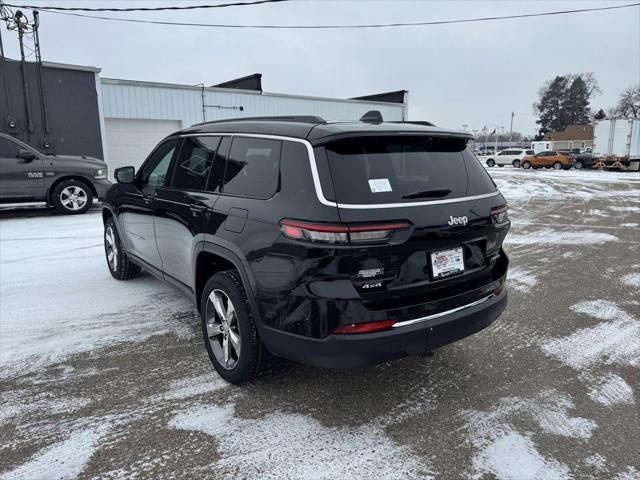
[2,0,639,135]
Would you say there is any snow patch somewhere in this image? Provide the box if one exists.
[169,404,429,479]
[587,374,635,406]
[508,267,538,293]
[0,390,90,424]
[506,228,618,246]
[621,223,639,228]
[584,453,607,471]
[542,300,640,370]
[0,419,115,480]
[150,373,228,401]
[621,273,640,288]
[471,427,570,480]
[614,466,640,480]
[610,206,640,212]
[466,390,593,480]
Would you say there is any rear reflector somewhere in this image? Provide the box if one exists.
[333,319,396,334]
[280,219,410,244]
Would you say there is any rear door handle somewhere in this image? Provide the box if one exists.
[190,204,208,215]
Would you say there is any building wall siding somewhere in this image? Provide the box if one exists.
[100,80,405,127]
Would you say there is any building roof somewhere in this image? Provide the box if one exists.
[212,73,262,91]
[543,124,594,141]
[350,90,408,105]
[178,117,471,144]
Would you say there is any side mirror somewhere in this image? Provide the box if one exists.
[115,166,135,184]
[17,149,37,162]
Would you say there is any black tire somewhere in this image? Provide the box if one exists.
[201,270,272,384]
[486,159,495,167]
[104,217,141,280]
[498,164,504,168]
[553,161,563,170]
[512,160,521,169]
[522,160,532,169]
[52,179,93,214]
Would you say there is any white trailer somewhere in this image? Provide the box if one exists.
[592,118,640,170]
[531,141,552,154]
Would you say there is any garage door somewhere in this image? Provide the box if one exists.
[105,118,182,180]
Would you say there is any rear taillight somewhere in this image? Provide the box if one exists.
[490,205,509,223]
[333,319,396,334]
[280,219,410,244]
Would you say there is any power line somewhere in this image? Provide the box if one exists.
[1,0,289,11]
[12,2,639,29]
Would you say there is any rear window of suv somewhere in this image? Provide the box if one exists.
[321,136,496,205]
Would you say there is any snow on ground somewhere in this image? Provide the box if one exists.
[0,389,90,424]
[0,415,127,480]
[0,214,195,379]
[169,403,430,480]
[489,169,640,203]
[149,373,228,401]
[507,267,538,293]
[506,228,618,246]
[465,390,597,479]
[615,467,640,480]
[470,427,570,480]
[621,272,640,288]
[587,374,635,407]
[542,300,640,370]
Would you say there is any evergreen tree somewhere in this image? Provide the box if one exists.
[536,76,569,132]
[565,76,590,124]
[594,108,607,120]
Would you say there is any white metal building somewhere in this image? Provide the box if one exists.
[99,74,408,178]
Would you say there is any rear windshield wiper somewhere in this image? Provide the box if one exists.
[401,188,452,199]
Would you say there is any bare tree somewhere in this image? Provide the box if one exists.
[613,85,640,118]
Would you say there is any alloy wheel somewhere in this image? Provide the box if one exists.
[205,289,241,369]
[60,186,88,211]
[105,226,118,271]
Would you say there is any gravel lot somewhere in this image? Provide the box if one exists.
[1,168,639,480]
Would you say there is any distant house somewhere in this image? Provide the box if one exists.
[542,124,594,151]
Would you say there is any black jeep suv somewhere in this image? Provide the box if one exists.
[102,114,510,383]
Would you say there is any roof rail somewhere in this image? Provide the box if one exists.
[193,115,326,126]
[389,120,436,127]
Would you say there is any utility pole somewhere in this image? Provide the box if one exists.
[509,111,514,147]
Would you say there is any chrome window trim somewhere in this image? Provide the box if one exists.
[180,133,501,209]
[392,294,495,328]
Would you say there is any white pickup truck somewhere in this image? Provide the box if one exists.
[480,148,535,168]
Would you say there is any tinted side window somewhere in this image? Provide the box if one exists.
[222,137,282,198]
[526,150,535,155]
[171,136,220,191]
[0,137,19,158]
[463,149,497,195]
[138,139,178,193]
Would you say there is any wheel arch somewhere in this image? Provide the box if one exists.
[195,242,260,321]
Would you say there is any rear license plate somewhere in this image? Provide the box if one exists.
[430,247,465,279]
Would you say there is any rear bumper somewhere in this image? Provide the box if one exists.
[260,288,508,368]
